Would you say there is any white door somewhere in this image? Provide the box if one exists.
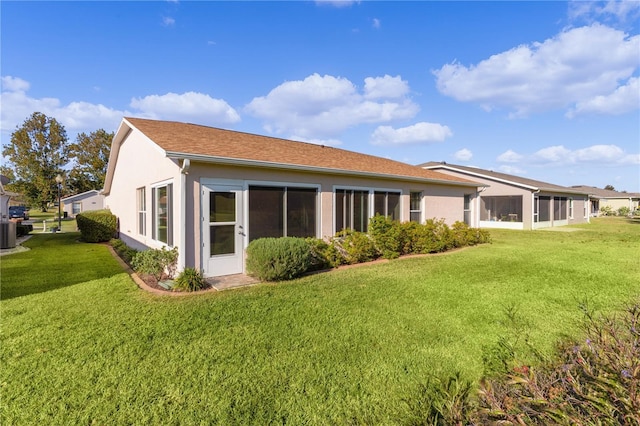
[203,185,244,277]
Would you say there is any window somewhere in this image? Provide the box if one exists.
[569,198,574,219]
[480,196,523,222]
[410,192,422,223]
[248,186,317,242]
[554,197,567,221]
[137,187,146,236]
[463,194,472,225]
[72,202,81,215]
[152,183,173,245]
[335,189,369,232]
[373,191,400,220]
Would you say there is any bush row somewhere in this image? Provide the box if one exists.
[76,209,117,242]
[406,298,640,425]
[246,216,491,281]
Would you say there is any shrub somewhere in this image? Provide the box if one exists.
[76,209,117,242]
[109,238,138,264]
[304,237,335,271]
[330,229,379,264]
[368,215,403,259]
[16,223,32,237]
[618,206,631,217]
[173,267,207,292]
[451,221,492,247]
[476,299,640,425]
[131,246,178,283]
[246,237,311,281]
[600,205,615,216]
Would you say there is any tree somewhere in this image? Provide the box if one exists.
[2,112,69,211]
[604,184,615,191]
[67,129,113,194]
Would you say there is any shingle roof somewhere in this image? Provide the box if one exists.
[570,185,640,199]
[124,117,477,186]
[420,161,589,195]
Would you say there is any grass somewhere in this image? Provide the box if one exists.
[1,218,639,424]
[27,209,78,233]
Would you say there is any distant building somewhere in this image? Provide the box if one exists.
[570,186,640,216]
[61,190,105,218]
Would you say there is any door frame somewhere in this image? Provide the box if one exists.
[200,179,245,277]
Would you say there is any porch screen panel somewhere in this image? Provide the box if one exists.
[480,196,522,222]
[249,186,284,241]
[287,188,317,238]
[538,196,551,222]
[554,197,567,220]
[373,191,400,221]
[353,190,369,232]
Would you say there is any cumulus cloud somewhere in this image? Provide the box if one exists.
[130,92,240,125]
[370,122,452,146]
[0,76,240,138]
[567,76,639,117]
[162,16,175,27]
[245,73,419,139]
[495,143,638,167]
[569,0,640,22]
[315,0,359,7]
[453,148,473,161]
[497,149,524,163]
[433,24,640,117]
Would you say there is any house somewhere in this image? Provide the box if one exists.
[420,162,591,230]
[569,186,639,216]
[103,117,482,277]
[61,189,105,218]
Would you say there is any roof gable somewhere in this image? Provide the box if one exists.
[61,189,102,203]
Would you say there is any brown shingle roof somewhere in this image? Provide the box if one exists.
[421,161,590,195]
[570,185,640,199]
[125,117,477,185]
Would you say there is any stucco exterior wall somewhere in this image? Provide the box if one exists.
[62,192,104,218]
[103,131,182,252]
[183,162,476,271]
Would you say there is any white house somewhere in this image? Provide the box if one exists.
[103,118,484,278]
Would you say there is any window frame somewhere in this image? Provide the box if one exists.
[136,186,146,236]
[409,191,423,223]
[334,186,403,233]
[151,181,173,246]
[246,182,320,242]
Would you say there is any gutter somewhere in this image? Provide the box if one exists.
[165,152,481,188]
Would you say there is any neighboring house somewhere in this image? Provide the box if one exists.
[0,175,20,221]
[103,117,482,278]
[569,186,640,216]
[420,162,591,230]
[61,190,105,218]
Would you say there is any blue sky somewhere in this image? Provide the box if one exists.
[2,1,639,192]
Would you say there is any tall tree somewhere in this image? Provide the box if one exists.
[68,129,113,194]
[2,112,69,211]
[604,184,615,191]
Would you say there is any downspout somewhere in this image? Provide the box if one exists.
[179,158,191,273]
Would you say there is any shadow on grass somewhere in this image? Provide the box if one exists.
[626,217,640,225]
[1,232,126,301]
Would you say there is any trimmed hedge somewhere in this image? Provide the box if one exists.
[246,237,311,281]
[76,209,117,243]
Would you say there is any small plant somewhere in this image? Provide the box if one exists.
[304,237,334,271]
[131,246,178,283]
[173,267,207,292]
[246,237,311,281]
[109,238,138,264]
[600,205,615,216]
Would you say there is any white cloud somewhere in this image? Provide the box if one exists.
[434,24,640,117]
[364,75,409,99]
[130,92,240,125]
[567,76,639,117]
[245,73,419,139]
[315,0,359,7]
[498,165,526,175]
[569,0,640,22]
[370,122,452,146]
[0,76,240,139]
[289,135,342,147]
[497,149,524,163]
[162,16,175,27]
[494,143,638,169]
[372,18,381,29]
[453,148,473,161]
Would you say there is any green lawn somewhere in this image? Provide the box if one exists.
[1,218,639,424]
